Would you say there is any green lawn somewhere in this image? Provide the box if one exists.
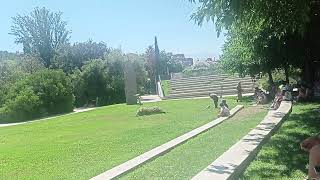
[1,97,239,180]
[119,105,268,179]
[243,102,320,179]
[161,80,170,96]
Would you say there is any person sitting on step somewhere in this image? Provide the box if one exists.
[221,99,229,109]
[218,102,230,117]
[270,90,284,110]
[257,91,268,105]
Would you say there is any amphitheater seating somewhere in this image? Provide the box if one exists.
[166,74,255,99]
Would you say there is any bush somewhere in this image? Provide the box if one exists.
[4,88,40,121]
[0,69,74,122]
[136,106,166,116]
[258,69,299,91]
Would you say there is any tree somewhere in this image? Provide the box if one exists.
[0,51,18,62]
[0,60,26,107]
[1,69,74,122]
[191,0,319,84]
[52,40,109,73]
[10,7,70,68]
[190,0,310,39]
[154,36,160,81]
[78,59,109,106]
[144,46,156,93]
[19,55,45,74]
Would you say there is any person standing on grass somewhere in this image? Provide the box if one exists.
[209,93,219,108]
[237,82,243,102]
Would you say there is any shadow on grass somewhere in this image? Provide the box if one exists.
[240,96,255,104]
[243,102,320,179]
[0,110,74,124]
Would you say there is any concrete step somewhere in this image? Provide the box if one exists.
[170,85,254,94]
[167,88,254,99]
[170,76,252,85]
[169,87,254,96]
[170,81,253,91]
[171,74,230,81]
[170,78,253,88]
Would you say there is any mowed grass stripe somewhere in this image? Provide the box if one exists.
[1,97,239,180]
[119,106,268,180]
[243,103,320,179]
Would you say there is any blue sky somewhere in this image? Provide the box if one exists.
[0,0,226,59]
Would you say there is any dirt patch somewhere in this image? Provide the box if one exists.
[229,105,268,121]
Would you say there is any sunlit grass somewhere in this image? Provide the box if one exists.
[120,106,267,179]
[1,97,240,179]
[243,103,320,179]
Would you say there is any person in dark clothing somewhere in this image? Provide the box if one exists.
[209,93,219,108]
[236,82,243,102]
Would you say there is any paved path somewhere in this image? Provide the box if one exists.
[91,105,244,180]
[0,107,95,128]
[192,101,292,180]
[140,95,162,103]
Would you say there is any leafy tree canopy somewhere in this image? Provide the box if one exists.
[10,7,70,67]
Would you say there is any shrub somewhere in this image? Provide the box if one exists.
[258,69,299,91]
[0,69,74,122]
[25,69,74,114]
[136,106,166,116]
[4,88,40,121]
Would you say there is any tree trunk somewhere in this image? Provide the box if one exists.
[303,56,314,86]
[284,66,289,83]
[267,70,274,86]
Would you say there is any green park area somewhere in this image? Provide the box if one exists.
[1,98,221,179]
[0,97,265,179]
[243,103,320,179]
[1,0,320,179]
[121,104,267,179]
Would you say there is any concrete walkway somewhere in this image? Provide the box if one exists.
[91,105,244,180]
[0,107,95,128]
[192,101,292,180]
[140,95,162,103]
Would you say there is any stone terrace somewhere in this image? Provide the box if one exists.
[166,74,255,99]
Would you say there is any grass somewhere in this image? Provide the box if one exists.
[119,105,268,179]
[243,102,320,179]
[0,97,239,180]
[161,80,170,96]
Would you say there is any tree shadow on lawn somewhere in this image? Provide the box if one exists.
[243,103,320,179]
[240,96,255,103]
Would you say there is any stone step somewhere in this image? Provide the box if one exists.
[170,82,254,91]
[169,87,254,96]
[167,89,254,99]
[171,74,230,81]
[170,85,254,95]
[170,76,252,85]
[170,79,253,88]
